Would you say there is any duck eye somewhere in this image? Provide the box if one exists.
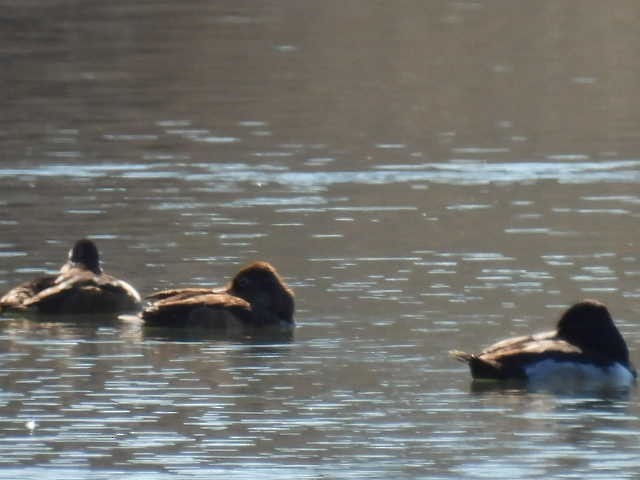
[237,276,249,288]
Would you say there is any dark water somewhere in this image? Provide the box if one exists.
[1,1,640,478]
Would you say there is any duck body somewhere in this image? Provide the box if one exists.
[141,292,254,327]
[141,261,294,329]
[452,300,636,386]
[0,239,141,315]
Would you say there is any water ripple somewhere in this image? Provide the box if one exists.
[2,160,638,186]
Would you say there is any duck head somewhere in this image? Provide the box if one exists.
[63,239,102,274]
[556,299,630,364]
[228,261,294,323]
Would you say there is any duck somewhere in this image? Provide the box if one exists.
[141,261,294,329]
[451,299,636,386]
[0,239,141,315]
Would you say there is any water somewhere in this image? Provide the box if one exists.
[1,1,640,478]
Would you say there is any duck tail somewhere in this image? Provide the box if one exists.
[450,350,512,380]
[449,350,475,363]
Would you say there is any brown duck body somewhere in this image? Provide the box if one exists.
[141,261,294,329]
[451,300,636,383]
[0,239,141,315]
[452,330,582,380]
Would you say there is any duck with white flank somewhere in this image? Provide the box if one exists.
[0,239,141,315]
[141,261,294,329]
[451,300,636,387]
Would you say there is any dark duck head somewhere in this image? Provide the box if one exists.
[556,299,631,367]
[62,238,102,274]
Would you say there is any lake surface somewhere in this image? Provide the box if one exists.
[2,1,640,478]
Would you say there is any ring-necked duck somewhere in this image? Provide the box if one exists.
[451,300,636,386]
[0,239,141,315]
[141,261,294,328]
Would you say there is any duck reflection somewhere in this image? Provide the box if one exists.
[140,324,294,343]
[468,377,633,401]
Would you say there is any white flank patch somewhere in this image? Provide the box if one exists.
[525,360,635,390]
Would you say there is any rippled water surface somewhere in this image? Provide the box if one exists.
[2,1,640,478]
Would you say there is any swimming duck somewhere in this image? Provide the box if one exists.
[451,300,636,385]
[0,239,141,315]
[141,261,294,328]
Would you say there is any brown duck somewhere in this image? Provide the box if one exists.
[141,261,294,328]
[0,239,141,315]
